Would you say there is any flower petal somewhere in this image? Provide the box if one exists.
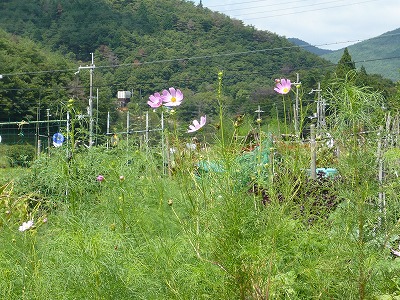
[169,87,176,97]
[175,89,184,101]
[192,120,200,128]
[187,116,206,133]
[164,101,181,107]
[188,125,197,133]
[200,115,206,126]
[148,92,163,108]
[161,89,171,101]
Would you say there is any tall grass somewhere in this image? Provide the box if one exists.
[1,79,400,299]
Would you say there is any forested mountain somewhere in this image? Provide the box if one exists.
[0,0,334,123]
[287,38,332,56]
[321,28,400,81]
[0,0,395,128]
[0,29,74,121]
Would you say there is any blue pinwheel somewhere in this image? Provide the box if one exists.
[52,133,64,147]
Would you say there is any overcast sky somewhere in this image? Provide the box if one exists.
[200,0,399,50]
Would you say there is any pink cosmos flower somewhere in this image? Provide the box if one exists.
[147,92,163,108]
[188,115,206,133]
[97,175,105,182]
[19,220,34,232]
[162,87,183,107]
[274,78,292,95]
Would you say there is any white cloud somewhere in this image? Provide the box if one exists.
[200,0,400,50]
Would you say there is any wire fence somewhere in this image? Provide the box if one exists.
[0,110,166,153]
[0,122,62,147]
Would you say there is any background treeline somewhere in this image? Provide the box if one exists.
[0,0,398,131]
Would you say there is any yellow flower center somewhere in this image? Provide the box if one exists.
[283,87,289,94]
[171,97,176,102]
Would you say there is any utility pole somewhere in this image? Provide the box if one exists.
[292,73,301,137]
[319,82,326,130]
[309,83,324,133]
[255,105,264,121]
[75,53,95,147]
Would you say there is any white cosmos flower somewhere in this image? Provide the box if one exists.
[188,116,206,133]
[19,220,34,232]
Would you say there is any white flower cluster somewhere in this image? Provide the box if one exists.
[19,220,34,232]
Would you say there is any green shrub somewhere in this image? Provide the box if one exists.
[6,144,35,167]
[0,145,10,168]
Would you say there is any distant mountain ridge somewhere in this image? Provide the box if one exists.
[287,38,333,56]
[320,28,400,81]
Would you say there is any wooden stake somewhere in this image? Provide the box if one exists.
[310,124,316,179]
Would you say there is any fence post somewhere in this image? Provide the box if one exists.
[37,139,41,157]
[46,109,50,156]
[145,111,149,148]
[161,111,166,176]
[126,110,130,146]
[310,124,316,179]
[377,125,386,227]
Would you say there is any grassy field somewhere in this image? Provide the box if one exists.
[0,167,28,184]
[1,81,400,299]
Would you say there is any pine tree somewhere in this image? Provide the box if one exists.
[335,47,356,78]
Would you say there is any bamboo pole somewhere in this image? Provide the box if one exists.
[310,124,316,179]
[377,125,385,227]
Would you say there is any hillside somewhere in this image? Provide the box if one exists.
[0,29,74,121]
[0,0,334,124]
[287,38,333,56]
[321,28,400,81]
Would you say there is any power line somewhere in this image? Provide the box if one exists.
[206,0,378,13]
[236,0,380,19]
[0,55,399,92]
[1,54,399,95]
[216,0,349,14]
[0,68,78,77]
[206,0,306,8]
[0,0,378,25]
[2,31,400,79]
